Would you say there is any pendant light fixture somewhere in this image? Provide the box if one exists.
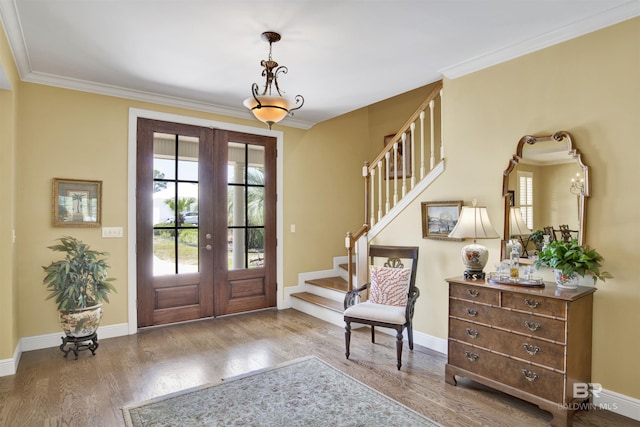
[243,31,304,129]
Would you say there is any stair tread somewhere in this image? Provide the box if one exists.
[291,292,344,313]
[338,262,355,272]
[305,276,349,293]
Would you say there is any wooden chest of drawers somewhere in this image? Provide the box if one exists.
[445,277,596,427]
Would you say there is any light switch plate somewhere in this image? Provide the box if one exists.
[102,227,123,238]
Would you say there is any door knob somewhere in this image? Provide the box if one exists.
[203,244,212,251]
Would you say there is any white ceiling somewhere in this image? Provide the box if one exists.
[1,1,638,129]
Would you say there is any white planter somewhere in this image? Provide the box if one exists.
[554,270,580,289]
[59,304,103,337]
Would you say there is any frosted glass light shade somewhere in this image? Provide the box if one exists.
[243,95,293,129]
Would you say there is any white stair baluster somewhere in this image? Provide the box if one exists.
[429,99,435,171]
[420,111,425,179]
[393,142,398,206]
[440,89,444,160]
[377,160,383,222]
[384,153,390,214]
[410,123,415,189]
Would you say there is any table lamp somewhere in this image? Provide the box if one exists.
[448,200,499,279]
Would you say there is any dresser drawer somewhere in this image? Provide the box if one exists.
[449,318,565,371]
[450,283,499,305]
[502,292,566,318]
[448,341,564,402]
[449,299,566,343]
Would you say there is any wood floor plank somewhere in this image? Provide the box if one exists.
[0,309,636,427]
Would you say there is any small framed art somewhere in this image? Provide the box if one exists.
[52,178,102,227]
[421,200,463,240]
[384,133,412,179]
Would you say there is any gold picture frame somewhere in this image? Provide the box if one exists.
[52,178,102,227]
[421,200,463,240]
[384,133,412,179]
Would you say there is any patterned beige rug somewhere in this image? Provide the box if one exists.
[122,355,441,426]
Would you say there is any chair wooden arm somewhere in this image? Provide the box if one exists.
[344,283,369,309]
[405,287,420,321]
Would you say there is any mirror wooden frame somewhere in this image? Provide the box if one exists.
[501,130,589,260]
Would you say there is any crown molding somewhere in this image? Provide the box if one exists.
[441,1,640,79]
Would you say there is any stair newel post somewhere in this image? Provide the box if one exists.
[383,156,389,217]
[429,99,435,171]
[410,123,416,189]
[345,232,353,291]
[393,142,399,206]
[363,161,370,226]
[378,160,384,222]
[439,88,444,161]
[420,111,425,179]
[401,133,407,197]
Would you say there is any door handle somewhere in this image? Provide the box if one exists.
[203,244,212,251]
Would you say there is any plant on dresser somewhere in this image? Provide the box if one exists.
[534,239,612,289]
[445,277,595,427]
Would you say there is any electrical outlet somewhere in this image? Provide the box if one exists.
[102,227,123,238]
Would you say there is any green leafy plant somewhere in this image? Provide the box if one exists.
[534,239,613,283]
[529,229,545,251]
[42,236,117,311]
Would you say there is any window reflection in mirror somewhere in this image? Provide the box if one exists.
[502,131,589,260]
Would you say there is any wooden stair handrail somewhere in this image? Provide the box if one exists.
[368,81,443,171]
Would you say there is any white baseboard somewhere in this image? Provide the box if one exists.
[0,323,130,377]
[594,387,640,422]
[0,343,22,376]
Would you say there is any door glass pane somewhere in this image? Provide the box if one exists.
[227,141,266,271]
[228,143,246,184]
[248,228,264,268]
[177,229,199,274]
[153,228,176,276]
[152,131,200,276]
[228,186,245,227]
[247,187,264,226]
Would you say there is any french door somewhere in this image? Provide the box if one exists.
[136,118,276,327]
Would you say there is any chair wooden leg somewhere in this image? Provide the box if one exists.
[371,325,375,343]
[408,323,414,350]
[345,322,351,359]
[395,328,403,370]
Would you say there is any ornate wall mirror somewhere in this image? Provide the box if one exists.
[501,130,589,260]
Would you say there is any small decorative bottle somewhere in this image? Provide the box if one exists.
[510,246,520,279]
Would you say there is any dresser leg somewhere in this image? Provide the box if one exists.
[444,364,458,386]
[543,403,574,427]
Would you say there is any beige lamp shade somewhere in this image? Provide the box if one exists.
[448,205,499,279]
[509,207,531,236]
[243,95,293,129]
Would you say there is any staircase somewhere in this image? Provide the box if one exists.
[291,81,445,324]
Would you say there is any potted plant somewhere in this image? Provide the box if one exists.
[534,239,612,289]
[529,229,545,252]
[42,236,116,338]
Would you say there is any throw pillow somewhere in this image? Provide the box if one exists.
[369,265,411,307]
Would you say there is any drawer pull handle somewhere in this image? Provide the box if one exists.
[524,298,540,309]
[522,369,539,382]
[466,328,479,338]
[466,308,478,317]
[467,289,480,297]
[522,343,541,355]
[524,321,541,331]
[464,351,479,362]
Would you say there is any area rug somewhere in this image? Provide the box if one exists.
[122,355,441,427]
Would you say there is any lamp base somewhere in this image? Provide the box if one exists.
[464,270,486,280]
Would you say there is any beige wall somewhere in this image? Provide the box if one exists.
[374,18,640,398]
[0,21,20,359]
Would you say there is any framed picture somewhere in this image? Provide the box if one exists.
[421,200,463,240]
[507,190,515,207]
[384,133,412,179]
[52,178,102,227]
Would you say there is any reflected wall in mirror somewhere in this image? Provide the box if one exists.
[501,131,589,260]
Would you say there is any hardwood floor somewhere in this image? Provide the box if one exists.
[0,309,636,427]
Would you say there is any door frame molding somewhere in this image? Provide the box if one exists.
[127,108,284,334]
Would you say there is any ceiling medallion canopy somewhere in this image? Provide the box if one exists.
[243,31,304,129]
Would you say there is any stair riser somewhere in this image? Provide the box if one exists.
[302,284,347,302]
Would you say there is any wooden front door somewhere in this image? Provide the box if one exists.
[136,119,276,327]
